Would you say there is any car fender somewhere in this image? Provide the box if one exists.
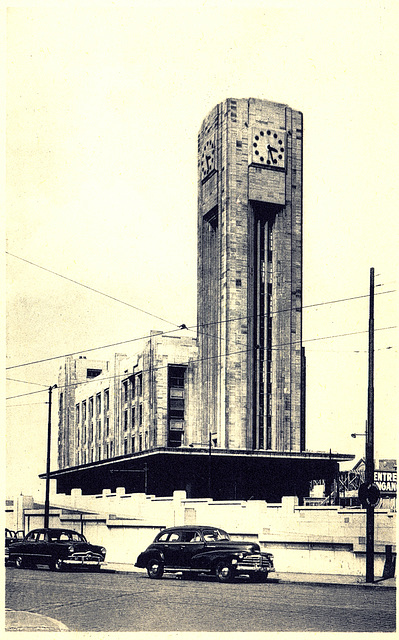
[135,549,165,568]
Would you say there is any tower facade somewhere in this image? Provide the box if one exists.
[197,97,304,452]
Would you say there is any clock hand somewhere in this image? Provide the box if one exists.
[206,154,211,170]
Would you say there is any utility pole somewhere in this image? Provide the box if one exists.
[44,384,57,528]
[208,431,212,498]
[366,267,375,583]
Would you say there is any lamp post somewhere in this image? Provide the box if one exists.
[44,384,57,528]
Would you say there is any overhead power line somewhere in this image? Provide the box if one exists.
[6,251,178,327]
[6,324,397,400]
[6,289,396,370]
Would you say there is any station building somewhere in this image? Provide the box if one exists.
[48,97,353,500]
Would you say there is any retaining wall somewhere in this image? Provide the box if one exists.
[8,489,396,577]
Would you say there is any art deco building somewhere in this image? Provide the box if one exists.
[50,98,352,500]
[197,97,305,452]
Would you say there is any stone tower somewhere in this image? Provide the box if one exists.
[197,97,304,452]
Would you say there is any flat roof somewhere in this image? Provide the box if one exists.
[41,446,354,479]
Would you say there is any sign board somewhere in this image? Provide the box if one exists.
[374,470,397,496]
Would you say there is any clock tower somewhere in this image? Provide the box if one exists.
[196,97,304,453]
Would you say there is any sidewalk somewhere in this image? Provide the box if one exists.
[5,609,69,632]
[102,561,396,589]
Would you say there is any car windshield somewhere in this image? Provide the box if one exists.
[49,531,87,542]
[203,528,230,541]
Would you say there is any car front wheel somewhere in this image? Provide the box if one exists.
[215,560,235,583]
[51,557,64,572]
[146,557,164,579]
[14,555,25,569]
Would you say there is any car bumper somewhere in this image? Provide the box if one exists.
[236,564,275,573]
[64,554,105,567]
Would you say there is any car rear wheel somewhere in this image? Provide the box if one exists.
[51,557,64,572]
[14,555,25,569]
[146,557,164,579]
[215,560,235,583]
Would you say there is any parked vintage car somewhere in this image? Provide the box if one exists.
[135,525,275,583]
[8,528,106,572]
[5,528,17,564]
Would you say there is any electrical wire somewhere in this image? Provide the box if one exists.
[6,251,179,327]
[6,324,397,400]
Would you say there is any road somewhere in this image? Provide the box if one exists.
[6,566,396,633]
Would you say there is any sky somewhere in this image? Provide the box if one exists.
[5,0,399,500]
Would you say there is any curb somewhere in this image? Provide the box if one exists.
[5,610,69,632]
[100,565,396,589]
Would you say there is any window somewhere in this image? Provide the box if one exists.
[124,409,128,430]
[181,530,201,542]
[96,393,101,415]
[87,368,102,379]
[124,439,128,454]
[169,532,181,542]
[168,431,183,447]
[137,373,142,396]
[75,404,80,425]
[131,406,135,429]
[89,397,93,419]
[104,389,109,412]
[131,436,135,452]
[98,446,101,460]
[129,375,135,398]
[139,405,142,426]
[168,365,186,447]
[157,532,170,542]
[139,434,142,451]
[106,416,109,437]
[122,379,128,404]
[82,400,86,421]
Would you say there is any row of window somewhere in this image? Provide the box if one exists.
[77,430,149,465]
[75,389,109,424]
[123,404,143,431]
[122,372,143,404]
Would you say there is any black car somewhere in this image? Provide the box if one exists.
[8,528,106,572]
[135,525,275,583]
[5,528,17,564]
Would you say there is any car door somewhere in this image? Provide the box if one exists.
[161,530,184,567]
[179,529,205,568]
[32,530,49,563]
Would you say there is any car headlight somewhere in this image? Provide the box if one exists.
[68,545,75,553]
[231,558,238,565]
[100,548,106,556]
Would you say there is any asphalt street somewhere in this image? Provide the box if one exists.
[5,566,396,633]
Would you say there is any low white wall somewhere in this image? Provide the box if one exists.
[13,490,396,577]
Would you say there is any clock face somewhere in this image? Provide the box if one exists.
[200,137,216,181]
[250,127,286,170]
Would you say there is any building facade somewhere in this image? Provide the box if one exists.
[51,98,353,500]
[197,97,304,452]
[57,333,198,470]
